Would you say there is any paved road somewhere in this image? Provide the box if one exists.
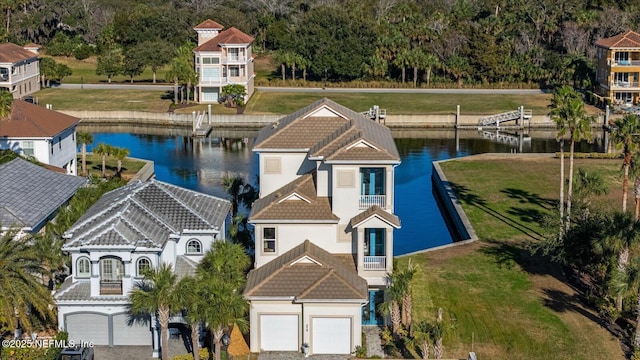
[56,83,546,95]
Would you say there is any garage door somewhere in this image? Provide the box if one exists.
[203,88,219,102]
[66,313,109,345]
[260,314,298,351]
[312,317,351,354]
[112,313,152,345]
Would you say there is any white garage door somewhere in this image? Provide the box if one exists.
[260,314,299,351]
[203,88,219,102]
[312,317,351,354]
[66,313,109,345]
[112,313,152,345]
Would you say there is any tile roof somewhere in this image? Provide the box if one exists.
[54,279,128,302]
[194,19,224,29]
[0,42,37,63]
[249,173,339,222]
[194,27,254,52]
[253,98,400,163]
[349,205,401,229]
[0,158,86,230]
[0,100,80,138]
[244,240,367,301]
[63,180,231,250]
[595,30,640,48]
[175,255,198,279]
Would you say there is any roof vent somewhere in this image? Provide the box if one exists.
[272,121,279,129]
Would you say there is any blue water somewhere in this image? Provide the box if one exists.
[86,128,606,255]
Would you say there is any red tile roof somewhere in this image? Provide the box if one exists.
[595,30,640,48]
[0,42,38,63]
[0,100,80,137]
[194,19,224,29]
[194,27,254,51]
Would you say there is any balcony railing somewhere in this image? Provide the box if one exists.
[222,56,248,64]
[613,81,640,88]
[363,256,386,271]
[100,280,123,295]
[613,60,640,66]
[359,195,386,209]
[199,77,229,86]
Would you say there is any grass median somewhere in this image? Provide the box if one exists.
[400,155,625,360]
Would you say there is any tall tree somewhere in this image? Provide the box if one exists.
[39,57,57,87]
[112,146,130,175]
[96,48,123,83]
[611,114,640,213]
[130,263,181,360]
[93,143,111,178]
[605,212,640,311]
[77,132,93,177]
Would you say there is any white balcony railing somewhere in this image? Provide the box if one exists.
[613,81,640,88]
[359,195,386,209]
[363,256,386,270]
[199,77,229,86]
[222,56,248,64]
[613,60,640,66]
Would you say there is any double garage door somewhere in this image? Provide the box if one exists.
[65,313,152,346]
[259,315,351,354]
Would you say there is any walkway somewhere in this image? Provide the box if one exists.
[257,352,351,360]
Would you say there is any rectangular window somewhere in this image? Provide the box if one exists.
[229,66,239,77]
[264,157,281,174]
[360,168,385,195]
[263,227,276,253]
[203,57,211,64]
[50,142,53,154]
[58,136,62,149]
[22,141,34,156]
[616,52,630,65]
[195,57,200,64]
[364,228,386,256]
[211,57,220,64]
[337,170,355,188]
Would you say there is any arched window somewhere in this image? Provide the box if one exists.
[186,239,202,254]
[137,258,151,277]
[77,257,90,278]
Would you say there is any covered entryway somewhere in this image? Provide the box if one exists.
[312,317,351,354]
[259,314,299,351]
[112,313,152,345]
[66,313,109,345]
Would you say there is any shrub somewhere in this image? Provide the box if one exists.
[73,44,94,60]
[171,348,209,360]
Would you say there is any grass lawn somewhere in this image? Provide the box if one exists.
[54,56,170,84]
[401,155,626,360]
[82,153,146,181]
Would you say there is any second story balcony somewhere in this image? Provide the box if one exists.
[359,195,386,209]
[100,279,123,295]
[613,80,640,88]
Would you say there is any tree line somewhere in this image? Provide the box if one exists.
[1,0,639,88]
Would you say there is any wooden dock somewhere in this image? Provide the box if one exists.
[191,107,213,137]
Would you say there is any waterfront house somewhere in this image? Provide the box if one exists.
[0,158,86,234]
[595,30,640,106]
[244,98,401,355]
[55,179,230,357]
[193,19,255,104]
[0,42,41,98]
[0,100,79,175]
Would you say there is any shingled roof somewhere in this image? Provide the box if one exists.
[350,205,401,229]
[0,42,37,63]
[250,172,339,222]
[0,158,86,231]
[244,240,367,301]
[253,98,400,163]
[0,100,80,138]
[595,30,640,48]
[194,19,224,30]
[194,26,254,52]
[63,180,230,250]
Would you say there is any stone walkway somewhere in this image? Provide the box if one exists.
[363,326,384,358]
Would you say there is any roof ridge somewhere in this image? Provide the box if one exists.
[297,268,334,299]
[153,181,217,229]
[310,120,355,156]
[66,204,128,246]
[111,220,136,245]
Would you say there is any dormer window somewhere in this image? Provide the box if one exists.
[186,239,202,254]
[137,257,151,277]
[77,257,90,278]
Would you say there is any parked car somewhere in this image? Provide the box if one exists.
[59,346,94,360]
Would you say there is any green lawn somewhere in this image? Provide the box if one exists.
[401,155,626,360]
[54,56,171,84]
[82,153,146,180]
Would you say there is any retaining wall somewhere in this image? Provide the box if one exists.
[128,157,155,182]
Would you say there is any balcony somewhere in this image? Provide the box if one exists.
[100,280,123,295]
[363,256,386,271]
[222,56,248,64]
[359,195,386,209]
[613,81,640,88]
[199,77,229,86]
[613,60,640,66]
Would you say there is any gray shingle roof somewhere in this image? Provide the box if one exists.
[244,240,367,301]
[0,158,86,230]
[63,180,231,250]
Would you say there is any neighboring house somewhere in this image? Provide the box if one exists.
[244,98,401,355]
[0,158,86,233]
[193,19,255,104]
[0,100,79,175]
[0,42,41,98]
[595,30,640,106]
[55,179,231,357]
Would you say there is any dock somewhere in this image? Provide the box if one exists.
[191,105,213,137]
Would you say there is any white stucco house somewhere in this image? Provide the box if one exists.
[244,98,401,355]
[193,19,255,103]
[55,179,231,357]
[0,100,79,175]
[0,42,41,98]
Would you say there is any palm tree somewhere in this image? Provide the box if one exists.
[611,114,640,213]
[614,256,640,350]
[433,308,444,359]
[221,175,257,218]
[412,320,432,359]
[198,241,251,289]
[175,276,204,360]
[380,270,406,337]
[112,146,130,175]
[0,90,12,119]
[0,229,56,336]
[604,211,640,311]
[130,263,181,360]
[400,259,417,333]
[77,132,93,177]
[93,143,111,178]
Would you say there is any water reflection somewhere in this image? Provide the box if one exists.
[80,125,607,255]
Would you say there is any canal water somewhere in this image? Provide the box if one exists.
[81,125,607,255]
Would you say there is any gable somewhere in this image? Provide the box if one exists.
[304,105,349,119]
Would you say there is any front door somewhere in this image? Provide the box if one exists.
[363,289,384,325]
